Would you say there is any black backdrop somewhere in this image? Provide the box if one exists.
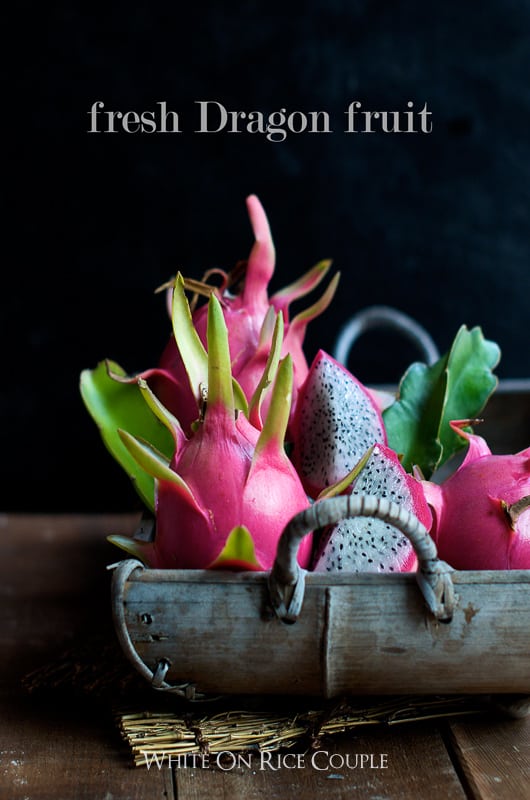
[7,2,530,511]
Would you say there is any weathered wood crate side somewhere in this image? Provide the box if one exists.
[112,381,530,699]
[115,568,530,698]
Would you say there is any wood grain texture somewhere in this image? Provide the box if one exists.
[449,716,530,800]
[174,725,467,800]
[0,513,173,800]
[1,514,529,800]
[116,566,530,697]
[2,695,174,800]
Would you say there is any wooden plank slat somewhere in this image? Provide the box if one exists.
[0,513,174,800]
[174,723,467,800]
[0,513,138,681]
[448,716,530,800]
[114,563,530,697]
[1,514,528,800]
[1,694,174,800]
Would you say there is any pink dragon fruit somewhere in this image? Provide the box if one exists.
[312,444,432,573]
[109,286,312,571]
[291,349,387,499]
[422,420,530,570]
[157,195,339,432]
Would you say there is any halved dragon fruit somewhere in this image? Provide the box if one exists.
[312,444,432,573]
[291,350,387,499]
[423,421,530,570]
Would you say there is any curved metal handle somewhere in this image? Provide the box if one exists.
[333,306,440,368]
[268,495,456,624]
[110,559,209,701]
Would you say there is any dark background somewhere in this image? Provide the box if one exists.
[7,2,530,511]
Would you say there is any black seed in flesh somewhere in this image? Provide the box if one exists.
[312,444,422,574]
[295,355,385,495]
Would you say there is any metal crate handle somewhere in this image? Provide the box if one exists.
[111,558,210,701]
[268,494,456,624]
[333,305,440,367]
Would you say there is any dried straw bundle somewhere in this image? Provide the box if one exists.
[117,696,486,767]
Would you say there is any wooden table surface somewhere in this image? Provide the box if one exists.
[1,513,529,799]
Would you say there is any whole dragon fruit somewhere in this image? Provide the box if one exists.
[423,420,530,570]
[109,285,313,571]
[157,195,339,432]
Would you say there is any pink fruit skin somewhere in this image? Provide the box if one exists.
[157,195,335,432]
[151,407,312,571]
[132,263,317,573]
[157,195,280,430]
[423,422,530,570]
[184,195,276,375]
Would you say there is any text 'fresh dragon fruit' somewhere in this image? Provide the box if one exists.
[423,421,530,570]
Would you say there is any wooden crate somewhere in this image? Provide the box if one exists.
[111,376,530,702]
[112,563,530,700]
[111,492,529,703]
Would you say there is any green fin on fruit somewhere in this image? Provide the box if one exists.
[208,525,263,570]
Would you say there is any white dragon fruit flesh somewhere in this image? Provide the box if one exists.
[291,349,387,499]
[313,444,432,573]
[423,421,530,570]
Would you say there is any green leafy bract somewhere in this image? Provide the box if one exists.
[80,360,175,511]
[383,326,500,478]
[207,525,262,570]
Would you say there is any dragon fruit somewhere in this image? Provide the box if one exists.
[291,349,387,499]
[157,195,339,432]
[81,195,509,582]
[109,286,312,571]
[312,444,432,573]
[423,420,530,570]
